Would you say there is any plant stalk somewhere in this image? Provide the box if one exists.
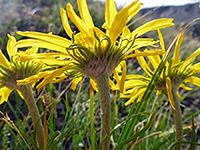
[90,85,95,150]
[172,90,183,150]
[96,73,111,150]
[19,84,44,150]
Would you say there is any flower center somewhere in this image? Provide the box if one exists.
[0,59,42,90]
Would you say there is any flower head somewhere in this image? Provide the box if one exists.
[0,35,43,104]
[122,30,200,109]
[16,0,174,92]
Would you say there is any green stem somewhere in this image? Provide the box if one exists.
[90,85,95,150]
[19,85,44,150]
[171,90,183,150]
[96,73,111,150]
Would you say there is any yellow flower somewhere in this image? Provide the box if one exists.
[0,35,43,104]
[16,0,174,92]
[122,30,200,109]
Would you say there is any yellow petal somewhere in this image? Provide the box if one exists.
[135,50,153,76]
[124,79,148,90]
[121,26,131,40]
[108,0,142,43]
[17,51,71,62]
[17,31,71,49]
[192,63,200,74]
[176,87,183,100]
[179,84,192,91]
[124,88,145,106]
[125,74,150,80]
[60,8,73,38]
[156,90,162,96]
[119,61,127,93]
[183,48,200,64]
[90,79,98,91]
[77,0,94,29]
[19,53,72,66]
[16,39,68,53]
[7,34,17,59]
[172,33,183,66]
[17,71,52,85]
[166,77,175,110]
[131,18,174,38]
[0,49,10,69]
[16,90,24,100]
[36,65,71,91]
[25,46,39,54]
[109,78,118,90]
[124,38,159,55]
[113,70,120,87]
[145,49,162,70]
[103,0,117,30]
[0,87,12,104]
[185,76,200,87]
[52,73,68,83]
[125,49,164,59]
[67,3,91,39]
[157,29,165,51]
[71,77,82,91]
[136,88,146,103]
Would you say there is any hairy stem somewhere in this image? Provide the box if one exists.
[19,85,44,150]
[96,73,111,150]
[172,90,183,150]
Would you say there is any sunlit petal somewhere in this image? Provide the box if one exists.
[17,71,52,85]
[16,39,68,53]
[0,87,12,104]
[60,8,73,38]
[124,88,145,106]
[109,0,142,43]
[182,48,200,64]
[16,90,24,100]
[17,31,71,49]
[124,79,148,89]
[135,50,153,76]
[71,77,82,91]
[7,34,17,59]
[125,49,164,59]
[121,26,131,40]
[52,73,68,83]
[179,84,193,91]
[113,70,120,88]
[192,63,200,74]
[0,49,10,69]
[131,18,174,38]
[157,29,165,51]
[136,88,146,102]
[145,49,162,70]
[36,65,71,91]
[67,3,91,39]
[90,79,98,91]
[25,46,39,54]
[109,78,118,90]
[103,0,117,30]
[185,76,200,87]
[119,61,126,93]
[172,33,183,66]
[176,87,183,100]
[156,90,162,96]
[77,0,94,29]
